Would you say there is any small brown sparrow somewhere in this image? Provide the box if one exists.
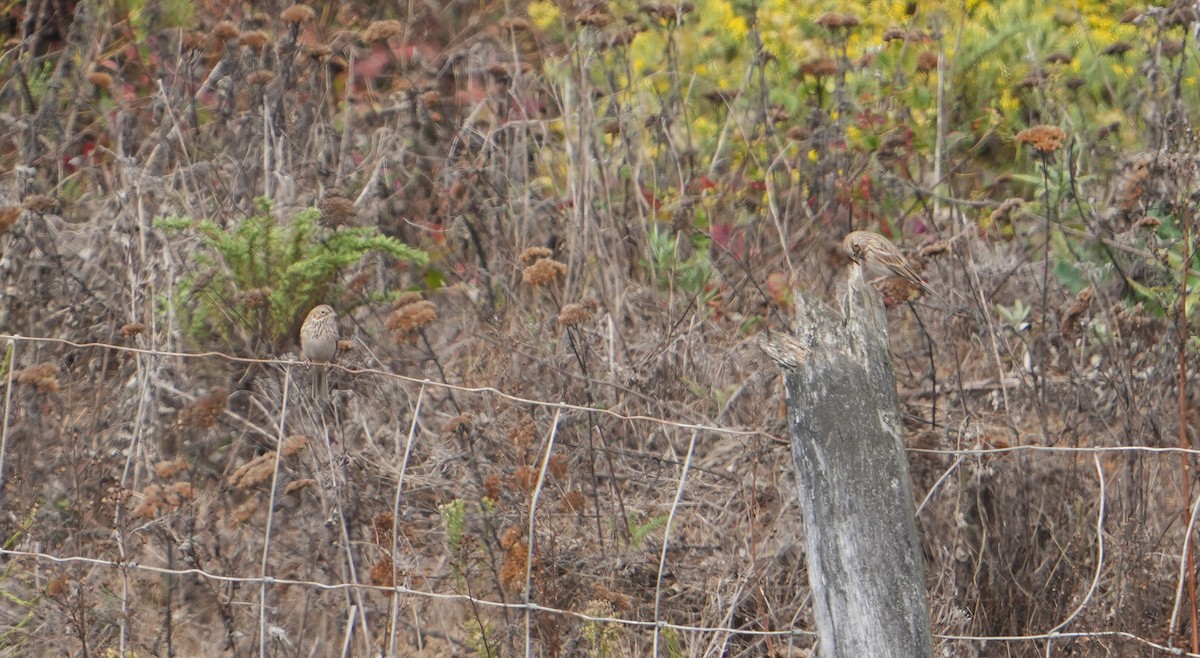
[300,304,338,398]
[842,230,932,295]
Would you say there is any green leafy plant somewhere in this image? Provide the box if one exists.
[995,299,1032,332]
[627,511,669,549]
[157,198,427,351]
[645,222,716,301]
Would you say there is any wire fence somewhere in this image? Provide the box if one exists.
[1,332,1197,657]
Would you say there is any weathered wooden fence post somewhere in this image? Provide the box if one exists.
[779,270,933,657]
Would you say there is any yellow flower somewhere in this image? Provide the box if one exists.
[527,1,559,30]
[999,89,1019,115]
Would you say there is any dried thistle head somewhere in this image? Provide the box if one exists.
[387,295,437,343]
[237,30,271,49]
[915,51,939,73]
[304,43,332,59]
[1016,125,1066,154]
[519,246,553,266]
[280,4,316,24]
[800,57,838,77]
[362,19,403,42]
[815,12,860,30]
[557,302,592,328]
[178,386,230,429]
[15,363,60,393]
[0,206,21,236]
[211,20,240,42]
[1100,41,1132,57]
[523,258,566,286]
[318,193,358,229]
[87,71,113,91]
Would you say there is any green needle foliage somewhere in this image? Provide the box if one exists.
[157,198,427,352]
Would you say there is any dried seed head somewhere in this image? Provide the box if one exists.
[362,19,403,42]
[15,363,61,393]
[1100,41,1132,57]
[523,258,567,286]
[304,43,332,59]
[87,71,113,90]
[0,206,21,235]
[1015,125,1066,154]
[519,246,553,265]
[280,4,316,24]
[318,194,358,228]
[557,303,592,328]
[179,386,230,429]
[211,21,240,42]
[916,51,939,73]
[237,29,271,49]
[800,57,838,77]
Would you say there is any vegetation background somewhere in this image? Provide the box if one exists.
[1,0,1199,655]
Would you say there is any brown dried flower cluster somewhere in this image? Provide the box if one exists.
[523,257,567,286]
[519,246,552,265]
[508,418,535,448]
[800,57,838,77]
[883,27,929,43]
[557,302,593,328]
[280,4,315,24]
[1100,41,1132,57]
[0,206,21,236]
[212,20,240,42]
[15,363,60,393]
[319,193,358,228]
[239,286,272,309]
[87,71,113,90]
[228,453,276,489]
[498,525,529,593]
[181,29,206,50]
[370,555,397,587]
[178,386,229,429]
[304,43,332,59]
[238,30,271,49]
[387,293,437,343]
[284,478,315,495]
[916,51,939,73]
[229,498,261,525]
[573,7,610,28]
[280,434,309,457]
[561,489,585,513]
[815,12,860,30]
[1016,125,1066,154]
[363,19,403,42]
[444,413,474,435]
[154,458,189,479]
[1160,39,1184,58]
[133,482,194,519]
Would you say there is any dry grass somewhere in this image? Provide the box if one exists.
[0,1,1198,657]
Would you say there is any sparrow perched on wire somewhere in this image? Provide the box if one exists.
[300,304,338,398]
[842,230,933,296]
